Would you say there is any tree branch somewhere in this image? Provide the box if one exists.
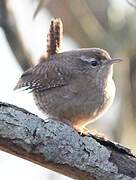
[0,0,33,71]
[127,0,136,8]
[0,102,136,180]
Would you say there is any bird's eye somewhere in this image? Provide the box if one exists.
[91,60,98,67]
[80,56,99,67]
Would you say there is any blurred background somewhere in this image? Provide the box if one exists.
[0,0,136,179]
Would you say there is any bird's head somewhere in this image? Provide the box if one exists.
[64,48,123,81]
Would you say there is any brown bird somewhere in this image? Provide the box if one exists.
[14,48,122,132]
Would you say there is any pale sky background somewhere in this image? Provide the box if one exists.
[0,0,131,179]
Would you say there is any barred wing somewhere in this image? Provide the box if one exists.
[14,61,71,92]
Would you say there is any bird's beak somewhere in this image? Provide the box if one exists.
[107,58,123,65]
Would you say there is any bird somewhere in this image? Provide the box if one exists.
[14,48,122,133]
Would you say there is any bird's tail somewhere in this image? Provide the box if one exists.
[46,18,63,57]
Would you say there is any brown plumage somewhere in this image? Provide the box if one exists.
[46,18,63,57]
[15,48,122,131]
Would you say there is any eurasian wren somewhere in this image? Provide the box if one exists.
[15,48,122,131]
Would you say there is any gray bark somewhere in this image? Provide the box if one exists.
[0,102,136,180]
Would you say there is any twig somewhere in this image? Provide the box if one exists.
[0,0,33,71]
[127,0,136,8]
[0,102,135,180]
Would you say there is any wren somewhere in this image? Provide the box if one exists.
[15,48,122,132]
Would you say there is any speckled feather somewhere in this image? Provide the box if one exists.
[15,56,71,92]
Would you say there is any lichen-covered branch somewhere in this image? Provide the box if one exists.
[0,102,135,180]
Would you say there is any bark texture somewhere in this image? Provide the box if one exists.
[0,102,135,180]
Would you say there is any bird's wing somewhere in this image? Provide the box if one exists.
[14,61,71,92]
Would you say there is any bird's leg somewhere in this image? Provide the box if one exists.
[73,125,91,136]
[58,118,90,135]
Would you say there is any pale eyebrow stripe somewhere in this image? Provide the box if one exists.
[80,56,96,63]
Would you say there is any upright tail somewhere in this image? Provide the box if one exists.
[46,18,63,57]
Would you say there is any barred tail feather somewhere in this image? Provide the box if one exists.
[46,18,63,57]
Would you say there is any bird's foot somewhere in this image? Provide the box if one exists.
[74,126,91,136]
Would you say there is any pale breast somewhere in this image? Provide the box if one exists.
[33,78,116,129]
[92,78,116,121]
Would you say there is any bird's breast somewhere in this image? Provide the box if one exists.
[92,78,116,120]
